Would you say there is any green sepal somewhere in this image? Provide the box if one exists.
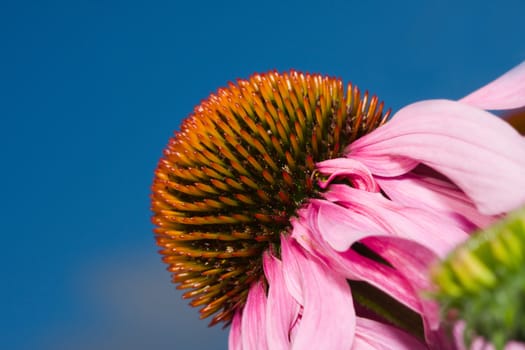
[431,207,525,350]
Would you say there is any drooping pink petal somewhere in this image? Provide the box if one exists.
[315,196,389,252]
[361,236,441,334]
[340,247,424,314]
[280,235,356,350]
[375,172,496,229]
[352,317,427,349]
[241,280,268,350]
[312,197,445,335]
[292,202,431,318]
[279,237,304,307]
[321,184,469,257]
[316,158,380,192]
[348,100,525,214]
[263,253,300,350]
[460,61,525,110]
[292,192,470,338]
[360,237,434,297]
[229,310,243,350]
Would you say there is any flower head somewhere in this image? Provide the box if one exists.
[151,62,525,348]
[151,71,389,325]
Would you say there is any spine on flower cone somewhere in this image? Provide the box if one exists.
[431,206,525,350]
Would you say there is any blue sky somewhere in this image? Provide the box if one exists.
[2,1,524,349]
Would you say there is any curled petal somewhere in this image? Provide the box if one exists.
[241,280,268,350]
[353,317,427,349]
[316,196,388,252]
[316,158,379,192]
[460,61,525,110]
[349,100,525,214]
[280,236,355,350]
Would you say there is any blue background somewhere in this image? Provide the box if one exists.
[2,1,524,349]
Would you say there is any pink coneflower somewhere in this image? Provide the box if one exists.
[151,62,525,348]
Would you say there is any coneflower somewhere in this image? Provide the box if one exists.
[151,71,388,324]
[151,63,525,349]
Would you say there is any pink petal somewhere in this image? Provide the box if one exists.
[304,186,472,336]
[279,237,304,306]
[316,158,380,192]
[302,198,444,335]
[293,199,469,343]
[229,310,243,350]
[376,172,497,229]
[352,317,427,349]
[263,253,300,350]
[360,237,435,297]
[460,61,525,110]
[280,236,355,350]
[322,184,469,257]
[348,100,525,214]
[241,280,268,350]
[361,236,441,334]
[316,196,388,251]
[292,202,430,316]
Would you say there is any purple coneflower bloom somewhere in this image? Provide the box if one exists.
[229,62,525,349]
[151,62,525,349]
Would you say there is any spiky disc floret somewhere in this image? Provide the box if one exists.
[151,70,389,325]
